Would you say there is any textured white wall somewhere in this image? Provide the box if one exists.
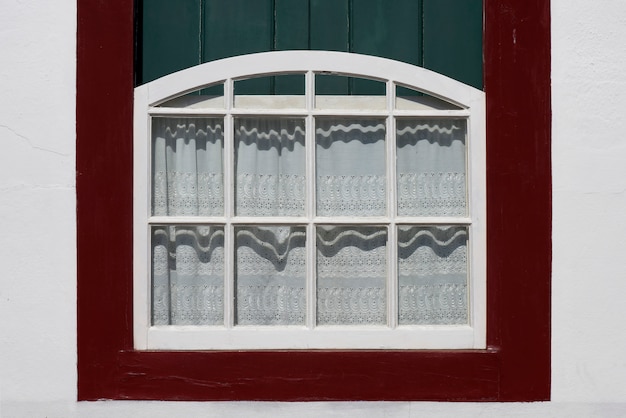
[2,0,626,416]
[0,0,77,407]
[551,0,626,403]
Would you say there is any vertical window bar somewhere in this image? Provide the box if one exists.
[386,80,397,217]
[465,117,470,336]
[305,71,316,329]
[467,224,474,331]
[145,114,154,336]
[223,78,234,328]
[146,116,153,221]
[465,116,472,217]
[386,80,398,329]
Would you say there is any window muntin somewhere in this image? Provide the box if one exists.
[134,51,485,350]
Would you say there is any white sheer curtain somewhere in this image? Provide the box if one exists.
[235,226,306,325]
[234,119,307,325]
[235,118,306,216]
[152,117,224,216]
[398,226,467,325]
[316,119,386,216]
[395,119,468,324]
[397,118,466,216]
[152,225,225,325]
[151,117,467,326]
[151,118,225,325]
[316,226,387,325]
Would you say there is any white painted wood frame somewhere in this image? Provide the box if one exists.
[134,51,486,350]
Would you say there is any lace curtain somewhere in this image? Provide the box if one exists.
[397,118,467,216]
[152,117,224,216]
[316,119,386,216]
[235,118,306,216]
[151,117,467,326]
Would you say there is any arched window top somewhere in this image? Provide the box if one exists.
[138,51,484,110]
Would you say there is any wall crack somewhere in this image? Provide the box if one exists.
[0,124,72,157]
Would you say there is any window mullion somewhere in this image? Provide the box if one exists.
[305,71,316,329]
[306,221,316,329]
[223,78,234,328]
[386,80,398,329]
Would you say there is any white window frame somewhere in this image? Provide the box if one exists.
[133,51,486,350]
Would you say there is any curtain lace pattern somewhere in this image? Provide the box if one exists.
[316,119,386,216]
[398,226,468,324]
[235,118,306,216]
[152,225,225,325]
[151,118,468,326]
[316,226,387,325]
[236,226,307,325]
[152,118,224,216]
[397,119,467,216]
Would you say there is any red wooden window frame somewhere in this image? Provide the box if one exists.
[77,0,551,401]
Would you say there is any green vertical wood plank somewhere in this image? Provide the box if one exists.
[310,0,349,94]
[139,0,483,92]
[204,0,274,94]
[351,0,422,64]
[350,0,421,94]
[275,0,309,50]
[275,0,309,94]
[139,0,201,84]
[423,0,483,89]
[310,0,349,51]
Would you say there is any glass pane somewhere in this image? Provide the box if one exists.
[395,84,462,110]
[152,225,225,325]
[316,118,386,216]
[234,74,305,109]
[396,119,467,216]
[316,74,386,110]
[158,83,225,109]
[235,118,306,216]
[152,117,224,216]
[235,226,306,326]
[316,226,387,325]
[398,226,468,325]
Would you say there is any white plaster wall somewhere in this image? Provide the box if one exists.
[2,0,626,416]
[551,0,626,403]
[0,0,77,408]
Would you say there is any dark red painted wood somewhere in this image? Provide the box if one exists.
[77,0,550,401]
[484,0,552,400]
[115,350,499,401]
[76,0,135,400]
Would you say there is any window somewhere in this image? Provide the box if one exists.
[78,0,551,401]
[133,51,486,350]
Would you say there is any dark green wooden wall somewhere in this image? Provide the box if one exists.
[137,0,482,90]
